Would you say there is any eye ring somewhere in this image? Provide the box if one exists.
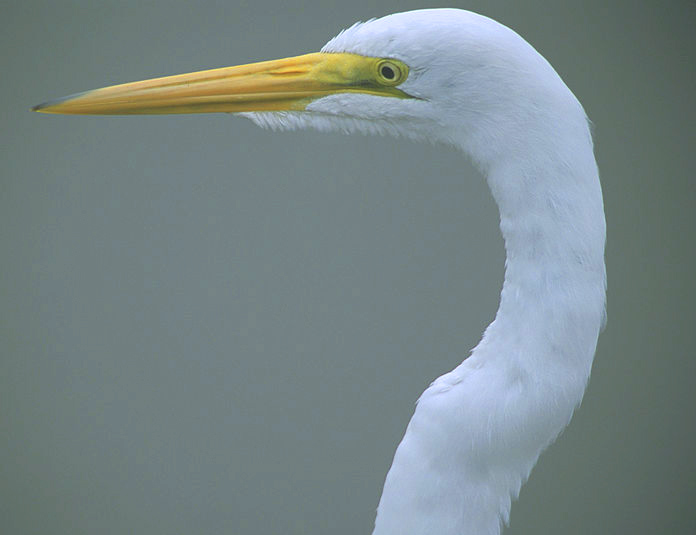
[376,59,407,86]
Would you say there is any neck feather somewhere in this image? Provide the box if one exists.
[481,134,606,381]
[373,120,606,535]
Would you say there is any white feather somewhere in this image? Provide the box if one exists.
[244,9,606,535]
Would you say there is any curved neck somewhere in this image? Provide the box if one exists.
[480,142,606,377]
[373,127,606,535]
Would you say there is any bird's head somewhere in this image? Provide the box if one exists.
[33,9,580,166]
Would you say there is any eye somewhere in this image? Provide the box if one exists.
[376,59,408,86]
[380,64,396,80]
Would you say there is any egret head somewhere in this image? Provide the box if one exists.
[33,9,581,167]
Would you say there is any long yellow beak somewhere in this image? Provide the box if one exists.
[32,52,411,115]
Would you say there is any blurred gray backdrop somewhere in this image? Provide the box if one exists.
[2,1,694,534]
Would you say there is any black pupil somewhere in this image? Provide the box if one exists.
[381,65,395,80]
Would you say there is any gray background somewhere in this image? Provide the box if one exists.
[2,1,694,534]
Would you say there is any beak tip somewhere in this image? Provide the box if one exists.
[31,90,91,114]
[32,98,65,114]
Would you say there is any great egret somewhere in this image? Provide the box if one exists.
[34,8,606,535]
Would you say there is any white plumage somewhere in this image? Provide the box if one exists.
[248,12,606,532]
[34,8,606,535]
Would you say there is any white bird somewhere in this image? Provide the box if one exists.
[34,9,606,535]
